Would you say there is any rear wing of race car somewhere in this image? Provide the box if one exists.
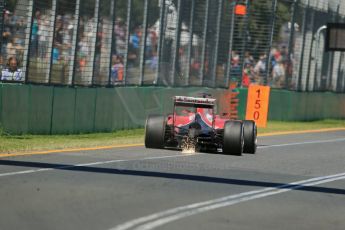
[174,96,216,108]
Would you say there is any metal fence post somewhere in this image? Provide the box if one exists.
[139,0,149,86]
[91,0,100,86]
[286,0,298,89]
[154,0,165,85]
[155,0,166,85]
[264,0,278,86]
[200,0,210,86]
[0,0,4,54]
[91,0,100,85]
[71,0,81,86]
[336,52,343,92]
[305,10,315,91]
[225,0,237,88]
[186,0,195,85]
[240,0,251,87]
[327,12,335,91]
[326,2,341,92]
[312,25,327,91]
[123,0,132,85]
[171,0,182,86]
[108,0,116,86]
[334,0,342,92]
[23,0,34,84]
[45,0,57,84]
[297,0,309,91]
[210,0,224,88]
[342,52,345,93]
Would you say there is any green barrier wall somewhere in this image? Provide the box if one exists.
[1,84,30,134]
[266,89,345,121]
[0,84,2,126]
[94,88,116,132]
[28,85,53,134]
[51,87,76,134]
[1,84,345,134]
[75,88,97,133]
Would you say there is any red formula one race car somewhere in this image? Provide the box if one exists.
[145,96,257,155]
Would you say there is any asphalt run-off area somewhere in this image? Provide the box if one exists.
[0,130,344,230]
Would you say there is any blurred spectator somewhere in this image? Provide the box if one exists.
[31,10,40,57]
[9,11,19,33]
[128,26,141,66]
[242,68,250,87]
[280,46,288,64]
[242,51,255,86]
[146,28,157,59]
[114,18,126,56]
[6,38,17,60]
[38,15,50,60]
[244,51,254,67]
[242,62,255,87]
[5,37,23,60]
[272,58,285,88]
[111,55,124,84]
[2,10,12,59]
[54,18,64,50]
[1,57,23,81]
[0,56,3,72]
[150,51,158,70]
[230,51,241,79]
[52,45,59,64]
[254,54,267,85]
[14,16,26,48]
[130,27,140,50]
[270,48,282,67]
[77,36,89,71]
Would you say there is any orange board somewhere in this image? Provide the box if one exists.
[235,5,247,15]
[245,85,270,128]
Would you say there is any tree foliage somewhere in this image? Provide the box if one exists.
[4,0,18,11]
[169,0,291,50]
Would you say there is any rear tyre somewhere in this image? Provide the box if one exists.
[243,120,257,154]
[222,121,244,156]
[145,115,166,149]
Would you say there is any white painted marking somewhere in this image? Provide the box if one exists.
[258,137,345,149]
[111,172,345,230]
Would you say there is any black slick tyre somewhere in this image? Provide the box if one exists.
[243,120,257,154]
[145,115,166,149]
[222,120,244,156]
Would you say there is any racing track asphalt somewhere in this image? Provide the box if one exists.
[0,130,344,230]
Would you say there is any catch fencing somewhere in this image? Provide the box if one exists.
[1,0,345,91]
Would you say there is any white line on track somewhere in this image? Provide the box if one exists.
[111,172,345,230]
[258,137,345,149]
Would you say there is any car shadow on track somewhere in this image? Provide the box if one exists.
[0,159,344,195]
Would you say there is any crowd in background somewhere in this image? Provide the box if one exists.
[1,7,290,88]
[234,46,290,88]
[0,9,25,81]
[61,13,160,84]
[0,8,161,84]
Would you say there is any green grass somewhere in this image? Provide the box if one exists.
[0,129,144,154]
[258,119,345,133]
[0,120,345,154]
